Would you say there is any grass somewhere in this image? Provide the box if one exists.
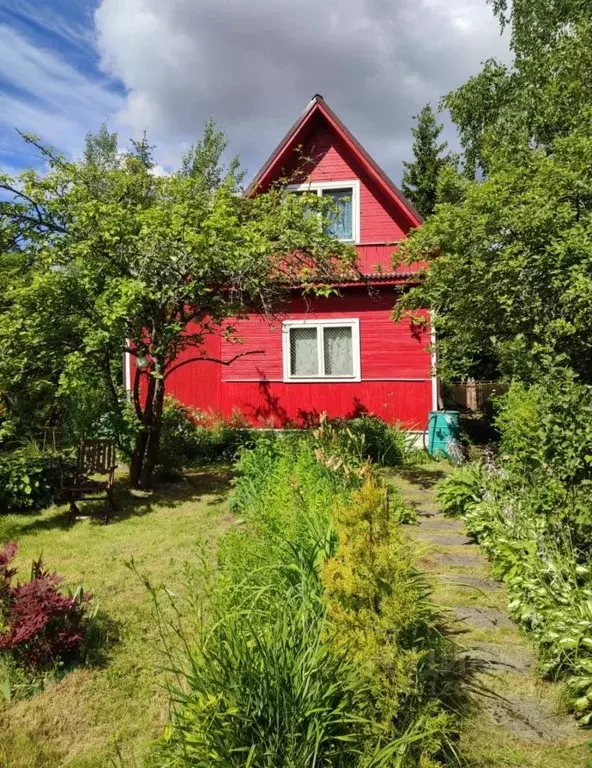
[0,467,234,768]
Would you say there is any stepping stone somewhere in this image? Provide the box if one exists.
[411,532,473,547]
[437,573,501,592]
[466,642,536,675]
[481,692,584,744]
[417,518,465,532]
[428,552,486,569]
[402,491,438,500]
[411,505,441,515]
[453,606,515,630]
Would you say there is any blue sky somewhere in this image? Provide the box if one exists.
[0,0,509,183]
[0,1,123,173]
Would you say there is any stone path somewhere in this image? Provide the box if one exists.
[385,466,591,768]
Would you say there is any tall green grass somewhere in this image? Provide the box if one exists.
[149,433,466,767]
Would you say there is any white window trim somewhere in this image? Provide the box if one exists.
[287,180,360,244]
[282,318,361,383]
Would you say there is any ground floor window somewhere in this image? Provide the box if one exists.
[282,319,361,382]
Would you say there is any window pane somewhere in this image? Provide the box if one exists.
[290,327,319,376]
[324,326,353,376]
[322,188,353,240]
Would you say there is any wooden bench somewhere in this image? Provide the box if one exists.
[63,439,118,523]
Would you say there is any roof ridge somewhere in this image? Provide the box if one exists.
[246,96,422,227]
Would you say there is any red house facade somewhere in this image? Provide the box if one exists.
[132,96,435,431]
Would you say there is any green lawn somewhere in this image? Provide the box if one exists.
[0,469,234,768]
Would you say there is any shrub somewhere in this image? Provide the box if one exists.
[0,541,93,671]
[497,373,592,491]
[436,462,487,518]
[328,415,409,466]
[0,446,69,513]
[154,434,462,767]
[322,480,463,764]
[158,397,255,474]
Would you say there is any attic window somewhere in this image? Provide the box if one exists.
[287,180,360,243]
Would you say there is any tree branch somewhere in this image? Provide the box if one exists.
[164,349,264,379]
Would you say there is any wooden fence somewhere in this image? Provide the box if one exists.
[448,380,508,412]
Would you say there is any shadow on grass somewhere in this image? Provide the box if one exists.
[394,466,449,489]
[2,466,235,537]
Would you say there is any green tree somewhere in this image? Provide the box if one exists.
[397,2,592,383]
[444,1,592,177]
[0,125,356,488]
[401,104,450,217]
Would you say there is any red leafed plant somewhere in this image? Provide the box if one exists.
[0,541,92,670]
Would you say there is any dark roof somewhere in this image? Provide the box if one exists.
[247,94,423,227]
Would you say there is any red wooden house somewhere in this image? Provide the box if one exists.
[136,95,435,431]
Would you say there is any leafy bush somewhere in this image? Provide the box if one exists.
[497,372,592,491]
[158,397,256,474]
[0,446,69,513]
[0,542,94,672]
[458,483,592,724]
[444,374,592,726]
[436,462,487,518]
[327,415,410,466]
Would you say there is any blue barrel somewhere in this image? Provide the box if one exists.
[427,411,460,458]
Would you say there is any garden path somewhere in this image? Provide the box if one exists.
[386,465,591,768]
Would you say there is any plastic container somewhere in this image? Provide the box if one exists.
[426,410,460,458]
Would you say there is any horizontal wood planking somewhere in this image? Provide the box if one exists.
[219,290,431,382]
[218,380,432,429]
[292,117,413,243]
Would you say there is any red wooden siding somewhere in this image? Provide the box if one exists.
[163,289,433,429]
[220,380,431,429]
[300,122,409,249]
[131,97,433,432]
[165,330,221,413]
[220,290,430,381]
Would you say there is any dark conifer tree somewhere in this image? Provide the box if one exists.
[401,104,449,218]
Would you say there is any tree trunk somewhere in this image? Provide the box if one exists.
[139,377,165,490]
[130,429,149,488]
[129,372,157,489]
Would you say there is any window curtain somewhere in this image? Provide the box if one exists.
[290,327,319,376]
[323,327,353,376]
[323,188,353,240]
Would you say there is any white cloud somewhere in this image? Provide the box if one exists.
[94,0,510,182]
[0,23,122,163]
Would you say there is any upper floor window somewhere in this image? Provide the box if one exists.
[288,180,360,243]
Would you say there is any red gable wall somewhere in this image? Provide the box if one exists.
[300,124,409,244]
[152,97,434,430]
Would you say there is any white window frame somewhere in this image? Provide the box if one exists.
[282,318,361,383]
[287,180,360,244]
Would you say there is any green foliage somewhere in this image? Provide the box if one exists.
[153,434,462,766]
[445,373,592,725]
[158,398,256,474]
[436,463,486,518]
[322,480,463,765]
[460,484,592,725]
[0,123,357,488]
[0,446,69,513]
[332,415,409,467]
[152,558,371,768]
[497,373,592,490]
[401,104,452,218]
[397,3,592,384]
